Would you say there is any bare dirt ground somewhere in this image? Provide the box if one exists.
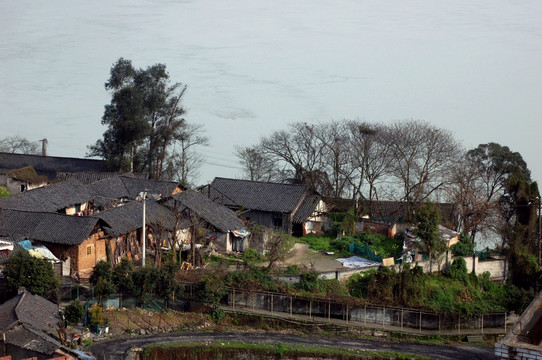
[281,243,344,272]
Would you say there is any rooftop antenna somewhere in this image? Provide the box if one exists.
[39,138,48,156]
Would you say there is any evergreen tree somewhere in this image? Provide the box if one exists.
[4,250,60,299]
[415,202,443,273]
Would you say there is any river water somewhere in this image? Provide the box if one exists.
[1,0,541,184]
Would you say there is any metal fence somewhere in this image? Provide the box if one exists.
[60,281,507,335]
[225,288,507,335]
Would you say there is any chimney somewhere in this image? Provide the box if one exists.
[40,138,48,156]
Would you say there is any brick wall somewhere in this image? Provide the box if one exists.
[495,342,542,359]
[76,231,107,279]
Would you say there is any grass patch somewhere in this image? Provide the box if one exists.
[142,340,430,360]
[299,233,402,259]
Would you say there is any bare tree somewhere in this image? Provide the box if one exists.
[0,136,40,155]
[448,157,497,241]
[345,121,394,204]
[260,123,325,187]
[387,120,461,220]
[315,121,352,198]
[234,145,277,181]
[165,123,209,186]
[448,142,532,243]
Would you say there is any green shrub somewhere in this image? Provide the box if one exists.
[64,300,85,325]
[450,234,475,256]
[446,257,468,282]
[284,265,300,275]
[297,272,320,292]
[210,308,227,324]
[88,305,104,326]
[0,186,10,198]
[227,268,279,292]
[505,283,534,314]
[196,273,227,307]
[242,248,262,269]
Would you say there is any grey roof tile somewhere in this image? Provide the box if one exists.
[0,152,105,180]
[209,178,321,224]
[56,171,148,184]
[94,199,181,236]
[0,208,104,245]
[292,194,321,224]
[0,179,94,212]
[209,177,309,213]
[167,189,245,233]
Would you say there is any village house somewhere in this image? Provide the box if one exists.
[206,177,326,236]
[0,208,109,279]
[0,166,48,195]
[0,152,105,181]
[0,180,95,215]
[165,189,247,252]
[92,199,181,264]
[0,175,184,216]
[0,290,80,359]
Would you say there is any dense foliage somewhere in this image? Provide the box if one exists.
[450,234,475,256]
[4,250,60,299]
[64,300,85,325]
[90,260,116,301]
[88,58,208,184]
[300,233,402,259]
[347,264,510,318]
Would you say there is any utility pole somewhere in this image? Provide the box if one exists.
[142,192,147,267]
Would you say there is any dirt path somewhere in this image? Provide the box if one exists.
[282,243,344,272]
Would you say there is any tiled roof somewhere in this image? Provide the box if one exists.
[0,176,182,213]
[209,178,322,224]
[89,176,182,203]
[0,290,63,355]
[6,325,61,355]
[0,290,59,335]
[0,180,94,212]
[292,194,321,224]
[0,208,104,245]
[93,199,181,237]
[166,189,244,233]
[120,176,182,199]
[56,171,149,184]
[88,176,130,202]
[0,152,105,180]
[209,177,310,213]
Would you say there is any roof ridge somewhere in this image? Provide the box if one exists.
[119,176,180,185]
[0,207,97,220]
[0,151,104,163]
[212,177,308,187]
[13,291,27,320]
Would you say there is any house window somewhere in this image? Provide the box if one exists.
[86,246,92,256]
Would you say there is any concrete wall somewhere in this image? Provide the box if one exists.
[412,256,507,280]
[227,290,505,331]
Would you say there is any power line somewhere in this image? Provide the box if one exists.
[203,160,243,170]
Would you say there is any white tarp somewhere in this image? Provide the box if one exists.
[336,256,381,268]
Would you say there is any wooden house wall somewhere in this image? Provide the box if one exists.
[243,210,289,233]
[46,231,107,279]
[110,231,141,264]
